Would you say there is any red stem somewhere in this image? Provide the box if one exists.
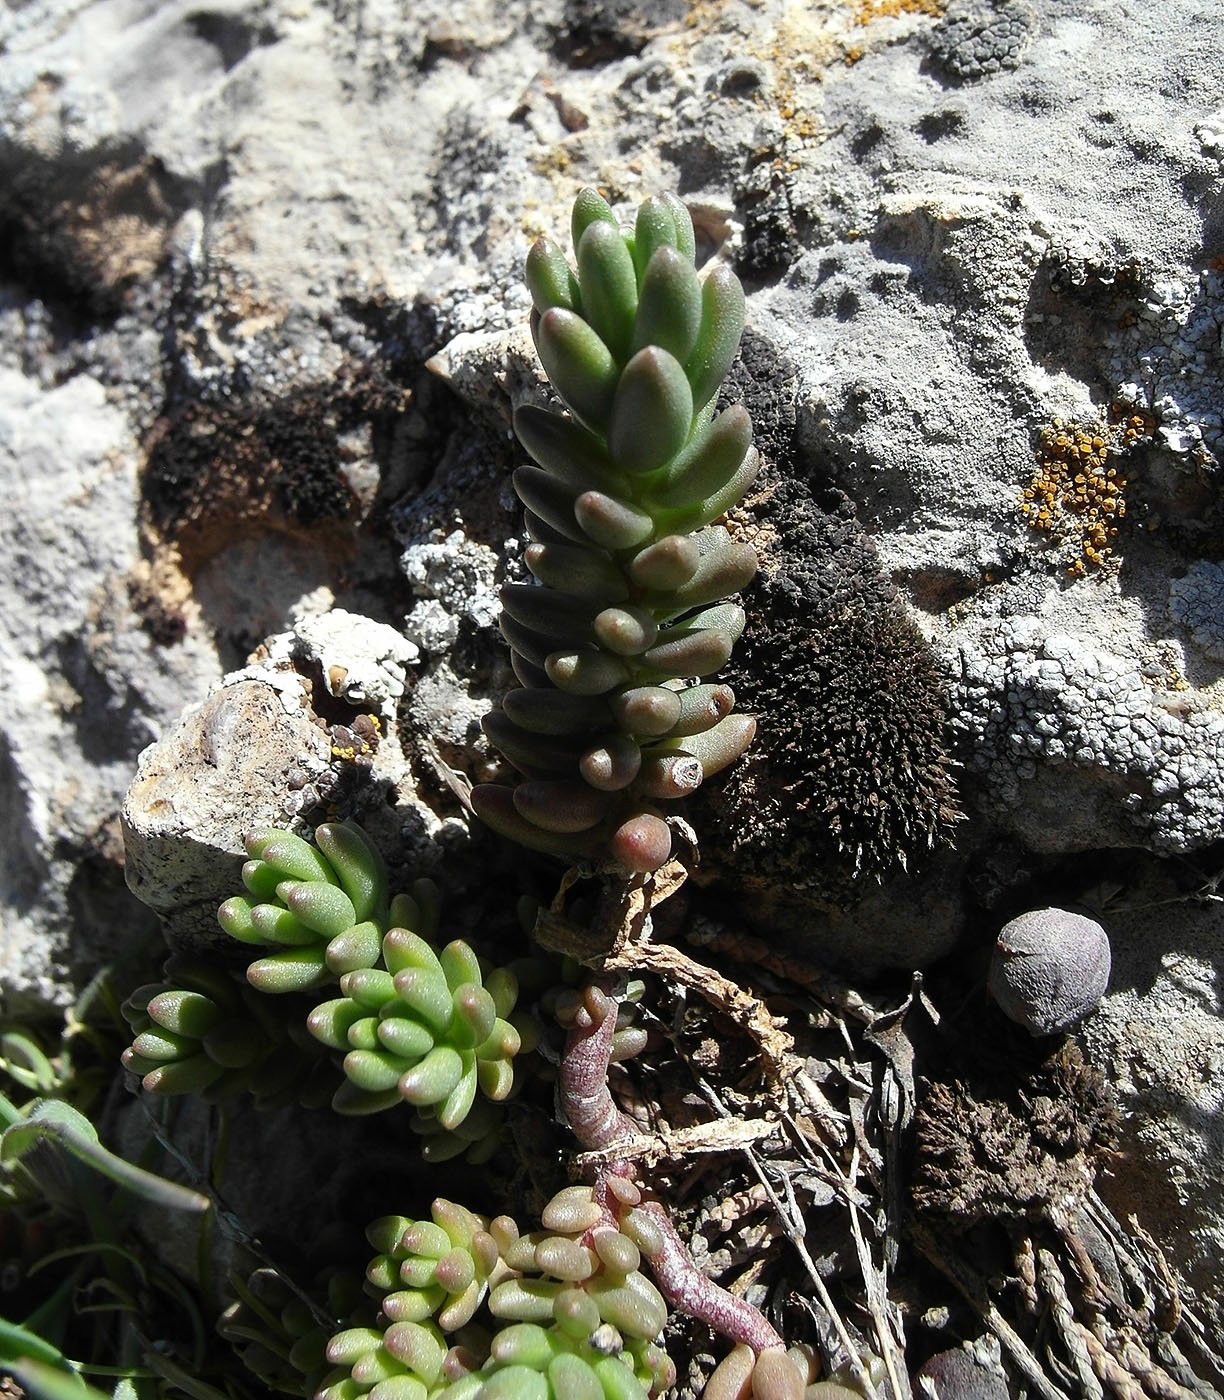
[558,978,785,1354]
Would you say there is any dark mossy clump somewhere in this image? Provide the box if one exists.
[0,146,190,320]
[701,466,961,902]
[142,366,410,566]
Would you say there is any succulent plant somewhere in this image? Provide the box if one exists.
[218,822,394,996]
[363,1199,507,1334]
[210,823,535,1138]
[319,1185,676,1400]
[305,918,528,1127]
[218,1262,369,1396]
[472,187,760,875]
[120,954,340,1110]
[703,1343,888,1399]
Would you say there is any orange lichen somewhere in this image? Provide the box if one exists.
[1018,405,1153,575]
[853,0,944,23]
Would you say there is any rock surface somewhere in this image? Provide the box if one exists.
[2,0,1222,1346]
[1082,895,1224,1336]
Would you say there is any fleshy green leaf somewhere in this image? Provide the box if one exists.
[279,880,358,939]
[526,236,580,315]
[315,822,389,925]
[246,946,330,995]
[248,829,337,885]
[630,246,703,361]
[542,649,630,697]
[524,542,629,602]
[512,781,612,834]
[514,407,628,496]
[572,491,654,551]
[685,263,745,412]
[576,220,638,363]
[570,187,618,250]
[631,195,680,283]
[535,309,619,432]
[398,1046,465,1106]
[607,346,694,475]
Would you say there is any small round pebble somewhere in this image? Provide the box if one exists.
[988,907,1111,1036]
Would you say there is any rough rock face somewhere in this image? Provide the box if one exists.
[2,0,1222,1335]
[0,365,219,1011]
[1081,898,1224,1334]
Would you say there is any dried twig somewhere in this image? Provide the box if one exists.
[603,936,794,1087]
[1037,1247,1104,1400]
[572,1113,782,1171]
[697,1074,882,1400]
[845,1145,911,1400]
[1078,1327,1153,1400]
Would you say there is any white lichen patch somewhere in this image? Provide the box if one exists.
[292,607,420,716]
[950,619,1224,851]
[402,528,500,655]
[1168,562,1224,663]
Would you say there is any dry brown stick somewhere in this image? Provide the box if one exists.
[1120,1336,1205,1400]
[845,1146,911,1400]
[1016,1234,1041,1316]
[909,1220,1073,1400]
[603,934,795,1087]
[1079,1327,1153,1400]
[684,917,880,1026]
[1151,1334,1224,1400]
[697,1075,883,1400]
[534,864,795,1087]
[1038,1247,1104,1400]
[572,1113,783,1171]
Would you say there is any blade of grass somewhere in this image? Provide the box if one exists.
[2,1100,210,1214]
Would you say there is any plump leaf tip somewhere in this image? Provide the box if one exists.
[206,823,534,1143]
[474,189,759,874]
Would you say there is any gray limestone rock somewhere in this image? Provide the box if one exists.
[121,606,448,955]
[0,366,219,1011]
[121,675,334,954]
[1081,898,1224,1339]
[1169,562,1224,663]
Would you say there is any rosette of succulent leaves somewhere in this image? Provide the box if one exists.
[309,1181,837,1400]
[319,1185,676,1400]
[124,820,874,1397]
[123,823,536,1159]
[472,188,759,876]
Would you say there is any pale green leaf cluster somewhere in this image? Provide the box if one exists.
[124,822,538,1145]
[473,188,759,875]
[318,1185,675,1400]
[121,953,339,1109]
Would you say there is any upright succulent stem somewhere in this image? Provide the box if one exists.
[473,188,759,874]
[558,980,640,1153]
